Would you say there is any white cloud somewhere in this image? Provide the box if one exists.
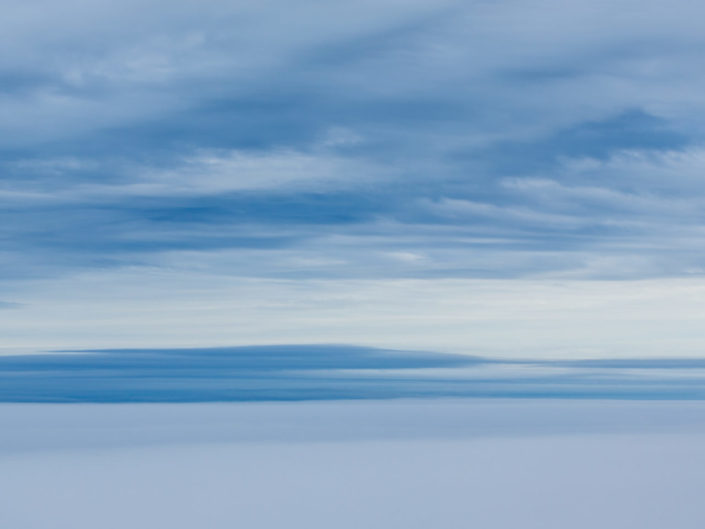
[1,139,392,202]
[130,148,390,195]
[424,197,587,229]
[4,264,705,358]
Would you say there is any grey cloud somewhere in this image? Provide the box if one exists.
[4,0,705,285]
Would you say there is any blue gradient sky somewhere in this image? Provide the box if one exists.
[3,0,705,361]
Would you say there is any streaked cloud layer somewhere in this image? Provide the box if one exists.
[3,344,705,402]
[3,0,705,357]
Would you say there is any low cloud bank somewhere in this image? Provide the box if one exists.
[2,344,705,401]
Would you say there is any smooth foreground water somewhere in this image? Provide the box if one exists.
[2,399,705,528]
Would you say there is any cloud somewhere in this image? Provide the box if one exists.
[126,147,394,196]
[4,0,705,356]
[0,0,455,148]
[2,343,705,402]
[4,268,705,360]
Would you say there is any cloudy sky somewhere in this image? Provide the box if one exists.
[3,0,705,359]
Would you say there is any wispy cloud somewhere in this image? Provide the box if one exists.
[4,0,705,356]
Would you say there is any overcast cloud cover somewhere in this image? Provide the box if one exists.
[3,0,705,357]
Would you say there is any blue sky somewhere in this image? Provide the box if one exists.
[2,0,705,361]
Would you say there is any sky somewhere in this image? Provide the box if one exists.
[3,0,705,360]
